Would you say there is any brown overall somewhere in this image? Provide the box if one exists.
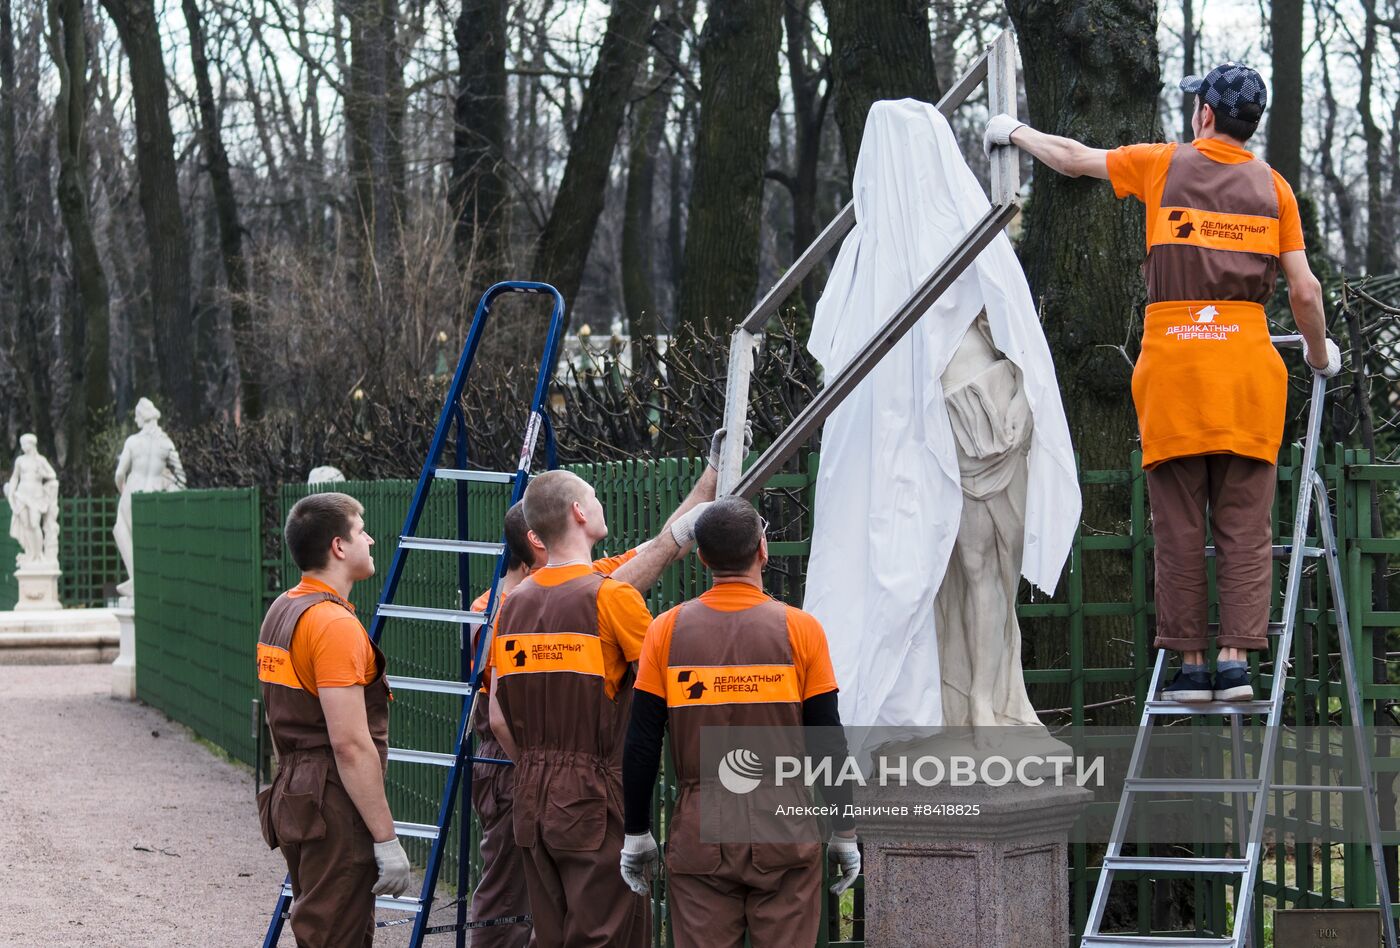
[663,598,823,948]
[469,695,534,946]
[492,572,648,947]
[1135,144,1285,651]
[255,590,390,948]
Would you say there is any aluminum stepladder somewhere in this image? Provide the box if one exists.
[714,30,1020,500]
[1079,349,1398,948]
[260,280,568,948]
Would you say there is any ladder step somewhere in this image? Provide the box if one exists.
[434,468,517,484]
[394,820,441,839]
[1145,700,1274,716]
[283,884,422,913]
[388,747,457,767]
[1081,937,1234,947]
[1203,543,1323,559]
[1125,778,1260,794]
[398,536,505,556]
[377,604,486,626]
[1103,856,1250,874]
[386,674,475,697]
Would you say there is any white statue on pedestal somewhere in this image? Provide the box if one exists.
[114,398,186,598]
[5,433,59,567]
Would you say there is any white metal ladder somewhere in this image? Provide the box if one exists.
[1080,350,1398,947]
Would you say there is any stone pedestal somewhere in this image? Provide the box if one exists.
[14,563,61,611]
[0,607,119,663]
[858,781,1092,947]
[111,605,136,699]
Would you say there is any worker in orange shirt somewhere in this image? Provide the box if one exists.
[617,496,861,947]
[464,502,639,947]
[486,432,731,946]
[985,61,1341,703]
[255,493,413,947]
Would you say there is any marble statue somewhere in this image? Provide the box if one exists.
[936,312,1041,736]
[114,398,186,597]
[307,465,346,485]
[4,434,59,567]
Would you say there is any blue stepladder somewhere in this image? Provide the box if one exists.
[261,281,569,947]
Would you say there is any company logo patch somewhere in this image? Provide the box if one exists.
[1190,304,1219,324]
[717,748,764,795]
[1167,209,1194,240]
[666,664,801,707]
[493,632,604,678]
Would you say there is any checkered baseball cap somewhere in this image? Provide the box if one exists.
[1179,62,1268,121]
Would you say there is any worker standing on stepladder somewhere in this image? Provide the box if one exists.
[618,496,861,948]
[985,61,1341,703]
[487,434,731,947]
[255,493,414,947]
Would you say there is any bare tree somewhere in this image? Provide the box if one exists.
[1267,0,1304,187]
[452,0,509,295]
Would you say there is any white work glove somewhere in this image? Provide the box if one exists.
[372,837,414,897]
[670,500,712,552]
[707,423,754,470]
[983,113,1027,158]
[1303,337,1342,378]
[619,831,659,896]
[827,833,861,895]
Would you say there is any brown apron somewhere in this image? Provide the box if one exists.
[492,572,648,948]
[663,595,823,948]
[1132,143,1286,468]
[256,590,389,948]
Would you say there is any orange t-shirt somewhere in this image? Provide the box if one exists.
[1105,138,1304,255]
[285,577,377,696]
[470,547,639,691]
[635,581,838,702]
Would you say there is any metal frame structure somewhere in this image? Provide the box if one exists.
[1080,352,1398,948]
[716,30,1020,500]
[260,280,568,948]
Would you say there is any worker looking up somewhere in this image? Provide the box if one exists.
[255,493,413,947]
[465,502,640,947]
[985,62,1341,702]
[487,438,725,947]
[618,496,861,948]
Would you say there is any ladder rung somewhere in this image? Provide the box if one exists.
[377,604,486,625]
[386,675,475,697]
[1103,856,1249,874]
[1081,937,1234,947]
[1145,700,1274,716]
[1203,543,1323,559]
[1269,784,1366,793]
[394,820,441,839]
[282,884,422,913]
[1125,778,1260,794]
[388,747,457,767]
[434,468,517,484]
[398,536,505,556]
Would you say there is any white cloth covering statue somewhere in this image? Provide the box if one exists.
[4,434,59,566]
[114,398,186,597]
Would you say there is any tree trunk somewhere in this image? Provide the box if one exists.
[532,0,660,316]
[621,0,688,337]
[1005,0,1160,727]
[823,0,940,175]
[98,0,195,424]
[1,0,54,449]
[1180,0,1195,143]
[778,0,830,315]
[676,0,782,329]
[182,0,257,420]
[340,0,405,271]
[1266,0,1303,188]
[1357,0,1386,274]
[47,0,110,481]
[451,0,508,296]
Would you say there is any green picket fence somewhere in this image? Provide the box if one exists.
[0,496,120,609]
[128,448,1399,945]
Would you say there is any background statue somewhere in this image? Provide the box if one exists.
[307,465,346,485]
[114,398,186,597]
[4,434,59,567]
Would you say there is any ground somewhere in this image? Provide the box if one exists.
[0,664,423,947]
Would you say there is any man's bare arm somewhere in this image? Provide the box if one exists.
[322,685,396,841]
[612,465,718,593]
[1007,126,1111,180]
[1279,250,1329,368]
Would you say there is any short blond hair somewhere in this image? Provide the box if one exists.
[523,471,588,546]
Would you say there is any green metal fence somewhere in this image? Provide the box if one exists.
[0,496,120,609]
[129,450,1398,945]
